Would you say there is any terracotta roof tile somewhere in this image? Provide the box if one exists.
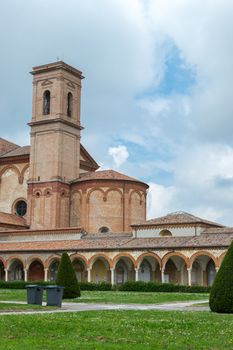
[0,212,27,227]
[134,211,223,227]
[0,138,19,156]
[0,145,30,158]
[0,231,232,252]
[71,169,148,186]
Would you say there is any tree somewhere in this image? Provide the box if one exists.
[209,241,233,313]
[56,252,81,299]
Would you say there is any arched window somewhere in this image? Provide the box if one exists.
[15,200,27,217]
[43,90,50,115]
[159,229,172,237]
[67,92,73,117]
[99,226,109,234]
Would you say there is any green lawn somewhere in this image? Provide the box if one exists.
[70,290,208,304]
[0,310,232,349]
[0,289,208,304]
[0,302,55,312]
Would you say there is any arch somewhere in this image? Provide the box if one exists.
[67,92,73,117]
[105,188,123,201]
[162,252,190,269]
[190,251,218,268]
[70,253,88,268]
[6,256,25,269]
[28,260,45,281]
[91,256,111,283]
[72,258,87,282]
[43,90,50,115]
[159,229,172,237]
[136,252,161,269]
[0,257,6,268]
[112,253,136,269]
[129,190,142,204]
[19,164,29,184]
[99,226,110,234]
[138,259,152,282]
[45,255,61,269]
[71,189,82,198]
[0,165,21,184]
[26,255,45,269]
[218,251,227,265]
[8,258,25,281]
[88,254,112,269]
[86,188,105,203]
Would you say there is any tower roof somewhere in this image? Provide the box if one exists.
[71,169,148,187]
[31,61,84,79]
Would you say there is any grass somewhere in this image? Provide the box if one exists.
[0,302,55,312]
[0,310,233,349]
[0,289,208,304]
[70,291,208,304]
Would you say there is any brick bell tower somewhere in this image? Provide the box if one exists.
[27,61,84,229]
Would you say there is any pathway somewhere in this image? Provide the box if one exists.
[0,299,209,315]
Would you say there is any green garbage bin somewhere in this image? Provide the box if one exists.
[26,285,44,305]
[46,286,64,307]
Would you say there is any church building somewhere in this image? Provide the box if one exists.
[0,61,232,286]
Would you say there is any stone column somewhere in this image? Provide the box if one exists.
[24,269,28,282]
[110,268,115,285]
[44,268,48,282]
[135,268,139,282]
[87,268,91,283]
[161,268,165,283]
[200,270,204,286]
[4,269,8,282]
[179,269,184,285]
[215,267,219,273]
[187,268,192,286]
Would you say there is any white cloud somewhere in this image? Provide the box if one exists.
[108,145,129,167]
[147,182,176,219]
[1,0,233,225]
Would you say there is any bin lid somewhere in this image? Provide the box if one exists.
[46,285,64,289]
[26,285,38,288]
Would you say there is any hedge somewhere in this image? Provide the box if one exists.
[0,280,210,293]
[117,281,211,293]
[0,281,55,289]
[79,282,112,291]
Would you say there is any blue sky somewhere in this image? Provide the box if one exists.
[1,0,233,224]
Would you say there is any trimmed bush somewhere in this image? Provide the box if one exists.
[56,252,81,299]
[79,282,112,291]
[0,281,55,289]
[118,281,210,293]
[0,280,210,293]
[210,241,233,313]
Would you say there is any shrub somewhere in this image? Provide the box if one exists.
[209,241,233,313]
[117,281,210,293]
[56,252,81,298]
[79,282,112,291]
[0,280,210,293]
[0,281,55,289]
